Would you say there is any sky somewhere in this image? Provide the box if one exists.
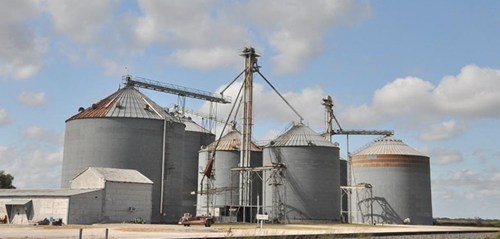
[1,0,499,219]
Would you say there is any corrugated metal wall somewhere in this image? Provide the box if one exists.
[62,117,186,223]
[263,124,341,222]
[351,137,433,225]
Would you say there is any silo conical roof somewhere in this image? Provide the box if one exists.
[204,128,261,151]
[67,85,178,122]
[268,123,337,147]
[354,136,427,157]
[180,117,212,133]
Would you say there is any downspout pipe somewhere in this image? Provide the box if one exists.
[160,117,167,215]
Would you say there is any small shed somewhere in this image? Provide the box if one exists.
[71,167,154,223]
[0,189,102,224]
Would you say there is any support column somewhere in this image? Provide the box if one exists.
[239,47,259,222]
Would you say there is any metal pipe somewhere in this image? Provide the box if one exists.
[347,134,351,223]
[160,117,167,215]
[256,194,260,226]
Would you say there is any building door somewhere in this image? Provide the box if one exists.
[5,200,32,224]
[8,205,29,224]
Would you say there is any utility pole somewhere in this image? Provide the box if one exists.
[239,47,259,222]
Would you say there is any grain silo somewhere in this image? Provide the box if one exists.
[180,117,215,216]
[61,85,186,223]
[263,123,341,223]
[196,127,262,222]
[351,136,432,225]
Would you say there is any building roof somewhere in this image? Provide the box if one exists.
[203,128,262,151]
[267,123,337,147]
[0,189,101,197]
[66,85,179,122]
[354,136,427,157]
[180,117,212,134]
[73,167,153,184]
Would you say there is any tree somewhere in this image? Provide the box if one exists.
[0,171,16,189]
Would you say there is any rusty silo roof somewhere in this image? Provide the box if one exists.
[267,123,337,147]
[354,136,427,157]
[204,128,261,151]
[66,86,178,122]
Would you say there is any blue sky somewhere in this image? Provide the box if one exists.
[1,0,499,219]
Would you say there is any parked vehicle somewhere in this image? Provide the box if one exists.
[178,213,214,227]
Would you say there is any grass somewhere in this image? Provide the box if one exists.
[434,218,500,228]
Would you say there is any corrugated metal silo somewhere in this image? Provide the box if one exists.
[180,117,215,216]
[196,128,262,220]
[61,85,185,223]
[351,136,432,225]
[263,123,341,222]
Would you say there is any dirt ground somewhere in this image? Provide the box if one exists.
[0,223,499,239]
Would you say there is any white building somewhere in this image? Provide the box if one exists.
[0,167,153,225]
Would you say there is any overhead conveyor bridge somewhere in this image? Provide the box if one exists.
[123,75,231,104]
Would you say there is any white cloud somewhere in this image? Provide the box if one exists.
[434,65,500,118]
[419,120,466,141]
[340,103,384,128]
[435,169,500,199]
[43,0,118,44]
[0,1,46,80]
[0,1,370,77]
[246,0,370,74]
[372,77,436,117]
[0,126,64,188]
[0,109,12,126]
[131,0,369,72]
[133,0,248,69]
[167,47,240,69]
[428,148,464,165]
[22,0,370,75]
[341,77,436,127]
[20,126,63,145]
[17,91,46,106]
[198,81,326,139]
[473,148,500,162]
[432,168,500,218]
[339,65,500,128]
[100,59,127,76]
[0,144,63,189]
